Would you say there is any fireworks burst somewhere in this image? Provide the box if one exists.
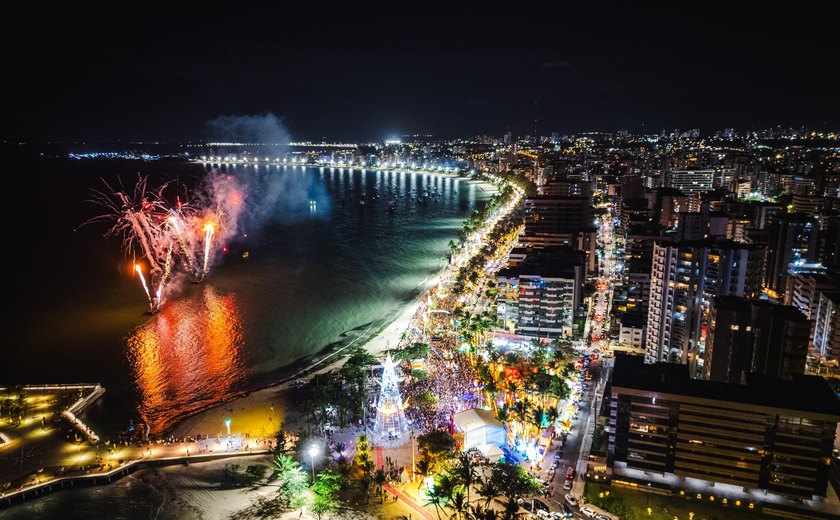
[89,173,244,313]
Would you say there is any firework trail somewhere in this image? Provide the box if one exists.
[156,243,173,304]
[167,214,197,277]
[134,264,154,312]
[202,223,215,279]
[88,176,170,276]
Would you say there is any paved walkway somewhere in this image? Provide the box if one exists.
[375,446,435,520]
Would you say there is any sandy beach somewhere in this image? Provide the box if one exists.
[170,284,429,440]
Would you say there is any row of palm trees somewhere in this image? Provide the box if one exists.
[470,338,577,444]
[422,451,539,520]
[453,308,497,352]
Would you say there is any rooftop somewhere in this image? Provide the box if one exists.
[611,354,840,419]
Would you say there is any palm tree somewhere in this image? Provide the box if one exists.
[450,451,478,505]
[544,407,558,427]
[424,484,448,520]
[449,240,459,256]
[531,405,546,430]
[448,490,468,520]
[494,404,509,424]
[470,505,500,520]
[551,337,577,365]
[357,434,369,454]
[477,475,502,509]
[416,459,432,489]
[272,453,299,475]
[499,500,519,520]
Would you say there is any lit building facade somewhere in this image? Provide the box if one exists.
[608,355,840,499]
[645,239,762,376]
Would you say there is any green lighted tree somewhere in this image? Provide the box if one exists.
[311,468,341,519]
[271,454,309,511]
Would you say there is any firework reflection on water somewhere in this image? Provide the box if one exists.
[126,284,245,434]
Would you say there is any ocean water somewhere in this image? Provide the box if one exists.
[3,160,489,436]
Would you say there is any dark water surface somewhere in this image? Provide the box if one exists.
[3,159,488,436]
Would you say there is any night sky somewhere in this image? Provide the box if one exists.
[5,3,840,142]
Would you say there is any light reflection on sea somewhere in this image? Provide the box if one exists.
[126,285,244,434]
[5,160,493,438]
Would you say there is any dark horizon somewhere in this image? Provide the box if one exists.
[5,3,840,142]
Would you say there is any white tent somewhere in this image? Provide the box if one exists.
[453,408,507,452]
[477,443,505,462]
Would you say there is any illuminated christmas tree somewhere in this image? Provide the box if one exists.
[373,355,410,447]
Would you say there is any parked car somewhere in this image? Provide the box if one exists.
[519,500,536,513]
[532,499,549,512]
[580,506,598,518]
[561,503,574,517]
[563,479,572,491]
[564,493,578,507]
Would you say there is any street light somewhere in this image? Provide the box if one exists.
[308,445,319,481]
[224,418,232,438]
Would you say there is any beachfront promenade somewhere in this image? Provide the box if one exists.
[1,437,270,508]
[0,385,272,508]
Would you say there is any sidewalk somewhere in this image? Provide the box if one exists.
[375,446,435,520]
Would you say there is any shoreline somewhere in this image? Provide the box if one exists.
[162,173,497,439]
[168,233,452,441]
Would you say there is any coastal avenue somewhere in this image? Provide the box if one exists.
[451,188,619,519]
[534,206,617,518]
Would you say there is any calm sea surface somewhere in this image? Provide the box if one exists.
[3,159,489,436]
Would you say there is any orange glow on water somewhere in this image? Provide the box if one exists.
[127,285,244,434]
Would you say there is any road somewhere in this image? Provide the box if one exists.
[528,208,619,519]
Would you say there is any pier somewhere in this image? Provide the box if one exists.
[0,384,272,509]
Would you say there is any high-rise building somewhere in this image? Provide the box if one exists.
[655,188,700,228]
[785,269,834,320]
[521,195,597,272]
[675,205,728,241]
[813,292,840,360]
[620,197,651,229]
[792,194,824,216]
[608,354,840,500]
[817,212,840,269]
[624,223,663,319]
[496,247,586,338]
[665,169,716,194]
[645,239,762,372]
[619,173,645,200]
[765,213,819,296]
[540,179,594,198]
[705,296,809,383]
[618,312,645,349]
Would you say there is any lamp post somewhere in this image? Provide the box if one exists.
[410,430,416,482]
[224,418,232,438]
[308,445,319,482]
